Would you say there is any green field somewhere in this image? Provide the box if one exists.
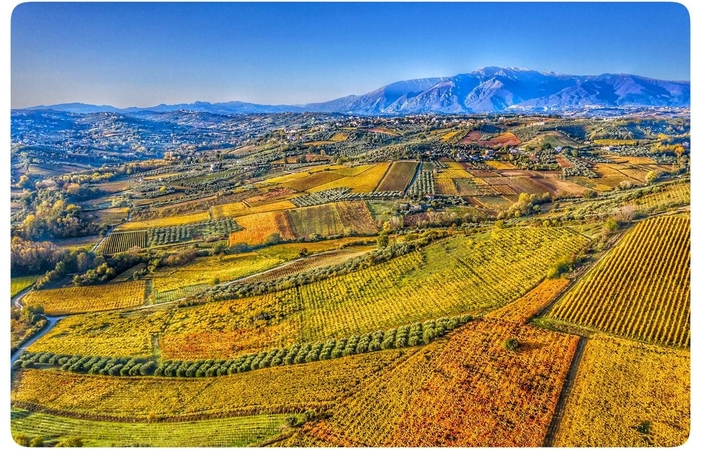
[11,408,301,447]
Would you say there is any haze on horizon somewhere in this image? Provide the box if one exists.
[11,2,690,109]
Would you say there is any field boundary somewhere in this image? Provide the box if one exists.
[543,337,588,447]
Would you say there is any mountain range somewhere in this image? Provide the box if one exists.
[25,67,690,116]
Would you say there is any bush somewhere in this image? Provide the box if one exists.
[503,338,519,351]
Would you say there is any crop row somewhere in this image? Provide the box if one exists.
[304,318,579,447]
[406,170,435,199]
[290,188,350,207]
[548,214,689,347]
[23,281,147,315]
[17,316,473,379]
[98,231,148,255]
[11,349,408,421]
[147,218,241,246]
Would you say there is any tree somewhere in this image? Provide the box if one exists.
[645,170,660,185]
[503,338,519,351]
[377,232,389,249]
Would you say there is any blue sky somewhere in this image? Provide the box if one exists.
[11,2,690,108]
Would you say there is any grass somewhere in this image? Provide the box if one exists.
[11,408,300,447]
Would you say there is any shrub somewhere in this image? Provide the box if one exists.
[504,338,519,351]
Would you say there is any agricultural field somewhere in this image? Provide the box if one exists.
[547,214,690,347]
[10,112,691,447]
[149,253,284,295]
[228,211,296,246]
[118,211,212,230]
[97,230,148,255]
[301,318,578,446]
[23,281,147,315]
[29,227,589,360]
[307,162,391,193]
[375,161,419,192]
[11,408,302,447]
[11,276,39,298]
[287,202,377,240]
[11,349,410,420]
[553,335,689,447]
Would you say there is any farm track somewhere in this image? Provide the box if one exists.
[543,337,588,447]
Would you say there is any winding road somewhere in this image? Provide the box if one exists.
[11,288,65,371]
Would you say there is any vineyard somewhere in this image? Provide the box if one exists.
[26,227,588,360]
[487,278,570,324]
[98,231,148,255]
[553,335,689,446]
[147,218,241,246]
[11,408,301,447]
[23,281,147,315]
[228,211,296,246]
[11,276,39,298]
[375,161,419,193]
[287,204,351,240]
[547,214,690,347]
[150,252,283,295]
[239,248,371,284]
[301,318,578,446]
[11,349,409,420]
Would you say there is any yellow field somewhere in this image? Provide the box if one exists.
[440,130,459,141]
[330,132,348,142]
[29,308,164,357]
[435,175,459,195]
[151,253,283,294]
[24,281,146,315]
[228,211,296,246]
[278,172,345,192]
[332,164,376,177]
[307,163,391,193]
[593,139,637,146]
[487,278,570,324]
[441,168,473,178]
[118,212,211,230]
[11,349,409,420]
[11,276,39,298]
[548,214,690,347]
[606,155,658,165]
[554,335,689,446]
[485,160,517,170]
[210,201,249,219]
[211,200,296,220]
